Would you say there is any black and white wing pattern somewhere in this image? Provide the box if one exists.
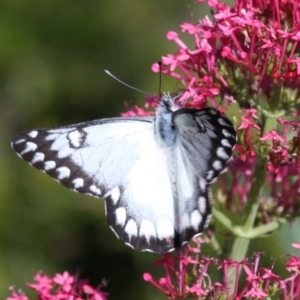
[12,93,236,254]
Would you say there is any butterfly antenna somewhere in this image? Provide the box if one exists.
[104,70,151,96]
[158,61,162,98]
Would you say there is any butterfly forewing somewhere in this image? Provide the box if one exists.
[12,118,178,253]
[173,108,236,184]
[169,107,236,238]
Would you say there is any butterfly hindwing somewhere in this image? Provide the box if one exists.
[173,146,212,246]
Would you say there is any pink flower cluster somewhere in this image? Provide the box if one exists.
[144,239,300,299]
[139,0,300,227]
[7,271,108,300]
[124,0,300,224]
[152,0,300,173]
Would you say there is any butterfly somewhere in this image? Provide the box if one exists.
[11,93,236,254]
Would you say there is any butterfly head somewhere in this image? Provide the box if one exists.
[160,93,179,112]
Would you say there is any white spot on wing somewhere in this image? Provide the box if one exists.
[68,130,83,148]
[105,187,120,205]
[191,210,202,229]
[206,170,214,181]
[72,178,84,189]
[199,177,206,192]
[156,220,174,240]
[31,152,45,164]
[124,219,138,239]
[56,166,71,180]
[222,129,234,138]
[115,207,127,227]
[27,130,38,138]
[221,139,231,148]
[44,161,56,170]
[14,139,26,144]
[218,118,230,127]
[198,197,207,214]
[139,220,156,242]
[20,142,37,155]
[90,184,101,196]
[212,160,222,171]
[216,147,228,160]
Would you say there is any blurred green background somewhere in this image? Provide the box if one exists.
[1,0,299,299]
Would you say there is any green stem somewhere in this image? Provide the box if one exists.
[210,233,222,256]
[227,92,281,292]
[213,210,285,238]
[227,158,267,283]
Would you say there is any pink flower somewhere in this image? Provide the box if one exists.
[7,271,108,300]
[260,129,286,143]
[83,284,109,300]
[243,286,267,298]
[27,272,52,291]
[53,271,74,293]
[7,289,28,300]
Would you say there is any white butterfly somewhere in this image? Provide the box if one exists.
[12,93,236,253]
